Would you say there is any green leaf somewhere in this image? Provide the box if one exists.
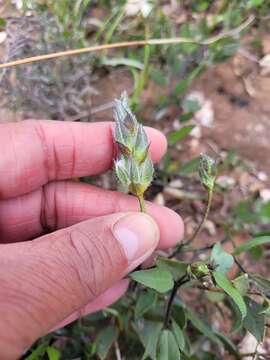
[243,297,265,342]
[213,271,247,319]
[134,320,163,360]
[233,236,270,255]
[233,275,249,296]
[46,347,60,360]
[130,268,174,293]
[168,126,195,145]
[250,273,270,293]
[135,290,156,318]
[96,325,119,360]
[230,300,243,334]
[210,243,234,274]
[179,112,194,123]
[172,320,185,351]
[24,342,49,360]
[157,330,181,360]
[156,257,188,281]
[186,308,223,347]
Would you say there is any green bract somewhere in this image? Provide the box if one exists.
[114,92,154,198]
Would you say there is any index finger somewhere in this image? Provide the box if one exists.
[0,120,167,199]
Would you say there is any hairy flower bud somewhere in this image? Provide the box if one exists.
[199,153,217,191]
[114,92,154,200]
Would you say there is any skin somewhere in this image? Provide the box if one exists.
[0,120,184,359]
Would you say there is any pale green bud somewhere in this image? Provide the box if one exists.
[114,156,131,187]
[199,153,217,191]
[188,262,210,279]
[114,92,154,198]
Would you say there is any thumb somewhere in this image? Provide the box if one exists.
[0,212,159,359]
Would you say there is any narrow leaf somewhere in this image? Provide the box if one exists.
[168,126,195,144]
[213,271,247,319]
[233,236,270,255]
[130,268,174,293]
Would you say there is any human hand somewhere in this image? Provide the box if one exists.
[0,120,184,359]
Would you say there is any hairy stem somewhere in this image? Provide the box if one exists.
[138,195,146,213]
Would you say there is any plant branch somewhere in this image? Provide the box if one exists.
[0,16,254,69]
[186,188,214,246]
[164,276,189,328]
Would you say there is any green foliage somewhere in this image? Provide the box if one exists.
[168,126,195,145]
[130,268,174,293]
[213,271,247,319]
[157,329,181,360]
[210,243,234,274]
[243,297,265,342]
[233,236,270,255]
[96,326,119,359]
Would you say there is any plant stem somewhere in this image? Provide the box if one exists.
[185,188,213,246]
[138,195,145,213]
[164,276,189,328]
[0,16,254,69]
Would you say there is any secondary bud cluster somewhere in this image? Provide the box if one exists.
[114,92,154,197]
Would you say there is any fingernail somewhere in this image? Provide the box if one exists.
[112,213,159,273]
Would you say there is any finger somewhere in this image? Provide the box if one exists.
[0,120,167,199]
[0,212,159,359]
[0,181,184,248]
[51,279,129,332]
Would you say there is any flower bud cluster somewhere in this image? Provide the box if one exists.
[114,92,154,197]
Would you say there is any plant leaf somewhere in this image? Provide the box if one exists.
[168,126,195,144]
[233,236,270,255]
[213,271,247,319]
[172,320,185,351]
[210,243,234,274]
[135,290,157,318]
[156,257,188,281]
[96,325,119,360]
[130,268,174,293]
[186,308,223,347]
[157,329,181,360]
[243,297,265,342]
[133,320,163,360]
[46,347,60,360]
[233,275,249,296]
[250,273,270,294]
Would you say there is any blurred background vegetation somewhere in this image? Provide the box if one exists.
[0,0,270,359]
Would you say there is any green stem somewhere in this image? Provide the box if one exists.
[185,188,213,246]
[138,195,146,213]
